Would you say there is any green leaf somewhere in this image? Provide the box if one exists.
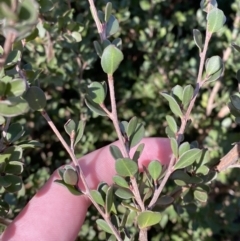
[172,85,183,102]
[71,31,82,42]
[170,138,178,157]
[106,15,119,37]
[207,8,226,33]
[54,180,82,195]
[205,56,223,76]
[179,142,190,156]
[64,119,76,137]
[230,93,240,111]
[102,39,111,49]
[101,44,124,75]
[174,149,202,170]
[5,78,26,97]
[132,143,145,162]
[109,145,123,160]
[113,175,129,188]
[0,97,29,117]
[119,121,128,135]
[206,65,223,82]
[137,211,161,229]
[196,165,209,175]
[0,199,9,217]
[87,81,106,104]
[166,115,177,133]
[5,50,21,68]
[5,161,24,175]
[171,170,191,186]
[3,175,22,193]
[90,190,105,207]
[193,189,208,202]
[74,120,85,147]
[96,219,113,234]
[24,86,46,111]
[127,116,138,138]
[161,92,183,118]
[129,123,145,148]
[156,195,174,206]
[193,29,203,52]
[115,188,133,199]
[106,186,114,214]
[165,126,175,138]
[182,85,194,109]
[18,140,43,149]
[112,38,122,49]
[105,2,112,22]
[115,158,138,177]
[147,160,162,181]
[85,97,107,116]
[63,168,78,186]
[93,40,103,57]
[5,123,25,143]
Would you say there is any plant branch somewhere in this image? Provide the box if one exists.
[148,30,212,209]
[42,110,122,239]
[88,0,105,42]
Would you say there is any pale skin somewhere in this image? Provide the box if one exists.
[1,138,171,241]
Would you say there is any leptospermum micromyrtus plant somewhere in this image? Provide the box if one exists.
[1,0,240,240]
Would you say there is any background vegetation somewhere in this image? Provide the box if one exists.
[1,0,240,240]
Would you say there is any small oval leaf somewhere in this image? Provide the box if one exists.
[115,158,138,177]
[148,160,162,181]
[137,211,161,229]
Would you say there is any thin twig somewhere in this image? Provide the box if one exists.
[148,31,212,209]
[88,0,105,42]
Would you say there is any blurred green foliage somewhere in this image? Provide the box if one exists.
[1,0,240,240]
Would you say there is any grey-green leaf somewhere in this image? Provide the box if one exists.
[205,56,223,76]
[101,44,124,75]
[109,145,123,160]
[179,142,190,156]
[96,219,113,234]
[115,188,133,199]
[161,92,183,117]
[115,158,138,177]
[132,143,145,162]
[106,186,114,214]
[105,2,112,22]
[113,175,129,188]
[85,97,107,116]
[24,86,46,111]
[64,119,76,137]
[137,211,161,229]
[174,149,202,170]
[172,85,183,102]
[54,180,82,195]
[93,40,103,57]
[166,115,177,133]
[74,120,85,147]
[207,8,226,33]
[129,123,145,148]
[193,29,203,51]
[63,168,78,186]
[127,116,138,138]
[147,160,162,181]
[170,138,178,157]
[87,81,106,104]
[106,15,119,37]
[90,190,105,207]
[182,85,194,109]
